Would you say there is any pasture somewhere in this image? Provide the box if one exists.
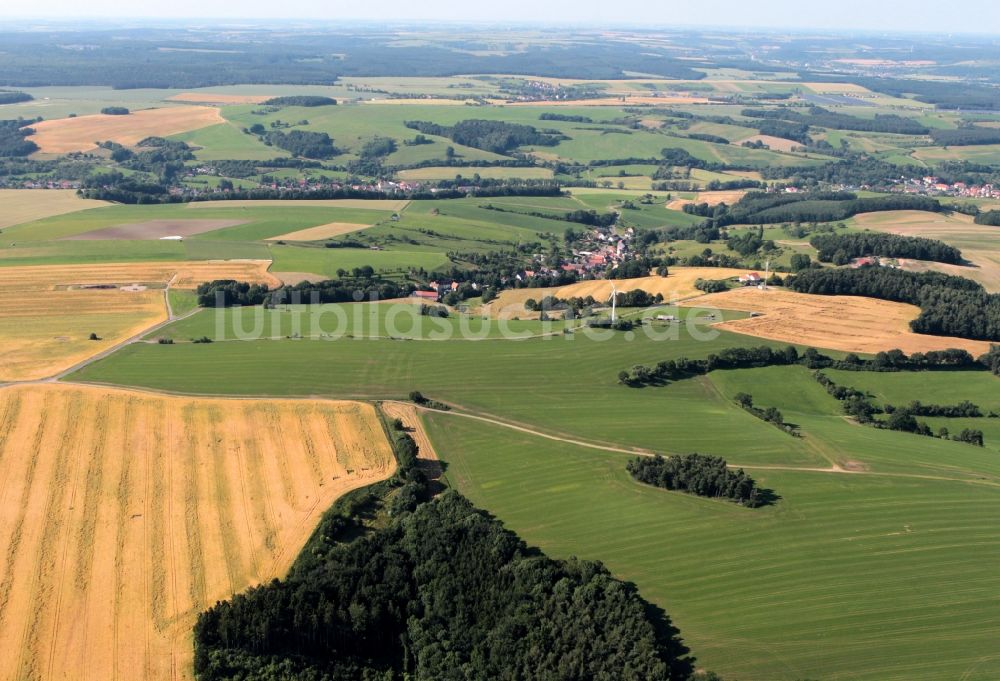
[25,106,224,154]
[70,319,820,464]
[425,395,1000,681]
[685,287,992,356]
[0,383,395,681]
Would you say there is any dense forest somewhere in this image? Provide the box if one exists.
[626,454,770,507]
[788,267,1000,342]
[405,119,563,154]
[0,30,708,88]
[0,119,39,157]
[810,232,963,265]
[194,490,694,680]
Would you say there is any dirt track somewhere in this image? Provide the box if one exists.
[0,383,395,681]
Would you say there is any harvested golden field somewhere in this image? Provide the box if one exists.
[185,199,410,211]
[853,210,1000,292]
[167,92,273,104]
[666,190,747,210]
[0,190,108,230]
[683,287,991,356]
[488,267,746,318]
[26,106,224,154]
[0,261,278,381]
[736,134,802,152]
[268,222,373,241]
[0,383,395,681]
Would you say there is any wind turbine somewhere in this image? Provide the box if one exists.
[608,283,618,323]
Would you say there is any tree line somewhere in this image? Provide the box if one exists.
[813,371,985,446]
[810,232,963,265]
[930,127,1000,146]
[741,106,930,135]
[619,344,993,388]
[683,191,942,227]
[733,393,800,437]
[626,454,773,507]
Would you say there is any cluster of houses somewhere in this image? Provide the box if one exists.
[6,179,80,190]
[559,227,634,275]
[849,256,901,269]
[899,176,1000,199]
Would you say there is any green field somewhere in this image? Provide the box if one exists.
[428,411,1000,681]
[72,318,1000,680]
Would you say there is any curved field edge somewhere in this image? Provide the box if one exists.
[0,383,395,681]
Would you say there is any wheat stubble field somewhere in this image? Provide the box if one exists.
[0,384,395,681]
[0,261,279,381]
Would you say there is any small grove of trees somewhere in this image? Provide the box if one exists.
[196,280,270,307]
[262,95,337,107]
[810,232,963,265]
[627,454,773,507]
[404,119,564,154]
[0,90,32,105]
[100,106,129,115]
[694,277,730,293]
[974,210,1000,226]
[359,135,398,158]
[261,129,340,159]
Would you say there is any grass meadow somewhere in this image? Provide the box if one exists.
[427,411,1000,681]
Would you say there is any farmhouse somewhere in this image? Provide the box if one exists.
[411,290,439,301]
[739,272,762,285]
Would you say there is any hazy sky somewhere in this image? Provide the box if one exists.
[2,0,998,35]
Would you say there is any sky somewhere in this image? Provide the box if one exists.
[1,0,998,35]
